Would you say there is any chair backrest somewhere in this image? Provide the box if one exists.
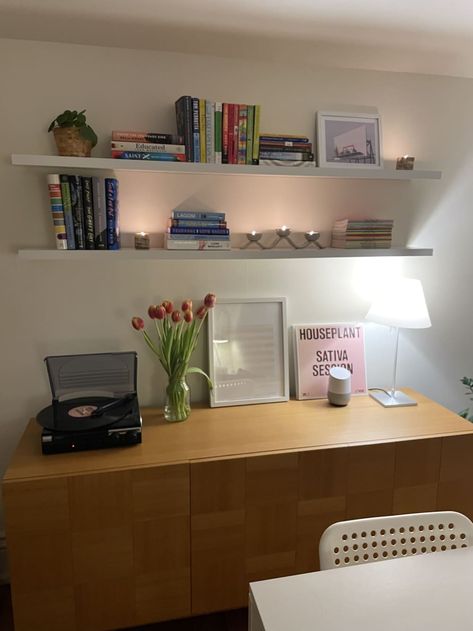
[319,511,473,570]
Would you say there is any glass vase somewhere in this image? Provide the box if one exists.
[164,375,191,422]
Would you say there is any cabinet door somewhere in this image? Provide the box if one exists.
[3,464,190,631]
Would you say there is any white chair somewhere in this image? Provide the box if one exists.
[319,511,473,570]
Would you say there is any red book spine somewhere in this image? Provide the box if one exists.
[222,103,229,164]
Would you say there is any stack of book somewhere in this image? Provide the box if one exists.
[331,218,394,249]
[164,211,230,250]
[259,134,315,167]
[46,174,120,250]
[175,96,261,164]
[111,131,185,161]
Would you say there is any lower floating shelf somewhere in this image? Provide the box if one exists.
[17,247,433,260]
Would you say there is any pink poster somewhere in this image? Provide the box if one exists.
[293,323,367,399]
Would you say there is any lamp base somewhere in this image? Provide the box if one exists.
[369,389,417,408]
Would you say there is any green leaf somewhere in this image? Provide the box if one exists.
[76,113,86,127]
[48,119,57,132]
[186,366,213,389]
[459,408,470,419]
[79,125,98,147]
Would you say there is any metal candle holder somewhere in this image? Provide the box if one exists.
[298,230,324,249]
[269,226,298,249]
[241,230,265,249]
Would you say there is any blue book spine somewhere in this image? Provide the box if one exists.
[59,174,76,249]
[169,227,229,236]
[192,97,200,163]
[166,233,230,241]
[113,151,186,161]
[171,219,226,228]
[105,178,120,250]
[68,175,86,249]
[172,211,226,221]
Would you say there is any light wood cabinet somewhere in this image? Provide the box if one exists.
[3,390,473,630]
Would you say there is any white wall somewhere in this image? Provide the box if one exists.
[1,38,473,573]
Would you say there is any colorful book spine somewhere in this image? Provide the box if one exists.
[259,135,310,143]
[222,103,229,164]
[164,237,231,250]
[168,227,230,235]
[166,233,230,241]
[246,106,254,166]
[191,97,200,163]
[252,105,261,164]
[92,177,107,249]
[227,104,235,164]
[259,151,315,161]
[237,105,248,165]
[215,102,222,164]
[205,101,215,163]
[105,178,120,250]
[111,151,187,161]
[68,175,86,250]
[199,99,206,163]
[259,143,313,152]
[170,219,227,228]
[259,141,312,148]
[174,96,193,162]
[111,142,186,153]
[81,177,95,249]
[172,210,226,221]
[232,104,240,165]
[59,174,75,249]
[46,174,68,250]
[112,131,184,143]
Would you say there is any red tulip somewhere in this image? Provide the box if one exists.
[155,306,166,320]
[131,317,145,331]
[184,310,193,323]
[204,293,216,308]
[148,304,159,319]
[182,299,193,312]
[196,305,207,319]
[171,310,182,323]
[162,300,173,314]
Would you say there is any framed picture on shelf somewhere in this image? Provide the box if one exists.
[293,322,367,399]
[208,298,289,407]
[317,112,383,168]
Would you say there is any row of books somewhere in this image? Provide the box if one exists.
[175,96,261,164]
[164,210,231,250]
[259,134,315,167]
[331,218,394,249]
[47,174,119,250]
[110,131,186,161]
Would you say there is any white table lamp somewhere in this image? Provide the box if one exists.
[365,278,431,407]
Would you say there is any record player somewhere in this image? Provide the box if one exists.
[37,352,142,455]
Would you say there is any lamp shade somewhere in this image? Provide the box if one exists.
[365,278,431,329]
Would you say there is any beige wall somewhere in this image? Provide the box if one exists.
[1,38,473,572]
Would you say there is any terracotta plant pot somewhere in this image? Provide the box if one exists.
[53,127,92,157]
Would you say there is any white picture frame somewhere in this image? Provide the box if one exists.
[208,298,289,407]
[317,111,383,168]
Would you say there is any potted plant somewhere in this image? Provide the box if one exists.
[48,109,98,157]
[459,377,473,422]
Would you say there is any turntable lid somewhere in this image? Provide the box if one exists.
[45,352,137,400]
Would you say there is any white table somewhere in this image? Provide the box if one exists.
[249,547,473,631]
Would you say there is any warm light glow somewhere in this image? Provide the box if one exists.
[251,230,256,236]
[366,278,431,329]
[281,225,287,230]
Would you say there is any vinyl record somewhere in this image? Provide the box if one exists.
[37,396,136,432]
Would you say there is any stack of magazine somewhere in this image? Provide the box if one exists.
[331,218,393,249]
[165,210,230,250]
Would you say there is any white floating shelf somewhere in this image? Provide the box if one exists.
[11,155,442,180]
[17,247,433,261]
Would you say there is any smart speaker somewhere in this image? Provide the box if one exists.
[327,367,351,406]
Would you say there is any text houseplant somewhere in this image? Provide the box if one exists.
[48,109,98,157]
[131,294,216,422]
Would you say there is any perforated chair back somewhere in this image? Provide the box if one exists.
[319,511,473,570]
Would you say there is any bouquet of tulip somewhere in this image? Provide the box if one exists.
[131,293,216,422]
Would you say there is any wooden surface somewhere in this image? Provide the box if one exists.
[4,391,473,630]
[249,546,473,631]
[4,389,473,483]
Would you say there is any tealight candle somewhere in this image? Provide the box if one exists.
[276,225,291,238]
[134,231,150,249]
[241,230,265,249]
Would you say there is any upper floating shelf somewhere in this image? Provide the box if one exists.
[11,155,442,180]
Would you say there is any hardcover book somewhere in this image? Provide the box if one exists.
[59,174,75,249]
[81,176,96,249]
[92,177,107,249]
[105,178,120,250]
[112,131,183,143]
[46,174,67,250]
[68,175,86,249]
[293,323,367,400]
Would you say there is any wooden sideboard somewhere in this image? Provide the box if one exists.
[4,390,473,630]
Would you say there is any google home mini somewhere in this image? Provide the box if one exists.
[327,366,351,406]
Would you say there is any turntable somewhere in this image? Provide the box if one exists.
[37,352,142,455]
